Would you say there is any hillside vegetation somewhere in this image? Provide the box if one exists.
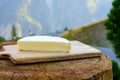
[61,19,112,48]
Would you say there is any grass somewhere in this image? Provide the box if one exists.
[61,19,112,48]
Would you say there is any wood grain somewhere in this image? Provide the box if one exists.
[0,54,112,80]
[0,40,112,80]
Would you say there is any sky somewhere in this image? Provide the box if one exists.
[46,0,53,8]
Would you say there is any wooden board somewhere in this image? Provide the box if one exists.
[0,41,102,64]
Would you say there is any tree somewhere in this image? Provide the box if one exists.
[63,26,69,31]
[104,0,120,57]
[28,30,36,36]
[11,25,17,40]
[112,60,120,80]
[0,36,5,42]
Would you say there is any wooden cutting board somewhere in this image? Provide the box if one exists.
[0,41,102,64]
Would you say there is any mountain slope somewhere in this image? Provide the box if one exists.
[61,19,112,48]
[0,0,112,39]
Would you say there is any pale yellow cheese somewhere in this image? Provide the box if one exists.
[17,36,71,52]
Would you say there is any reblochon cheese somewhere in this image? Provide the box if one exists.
[17,36,71,52]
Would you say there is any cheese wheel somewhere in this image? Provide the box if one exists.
[17,36,71,52]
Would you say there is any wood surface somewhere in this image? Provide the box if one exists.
[0,41,102,64]
[0,54,112,80]
[0,40,17,51]
[0,40,112,80]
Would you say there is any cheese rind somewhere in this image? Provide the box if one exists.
[17,36,71,52]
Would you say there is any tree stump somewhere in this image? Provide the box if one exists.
[0,41,112,80]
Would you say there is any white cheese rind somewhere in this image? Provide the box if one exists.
[17,36,71,52]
